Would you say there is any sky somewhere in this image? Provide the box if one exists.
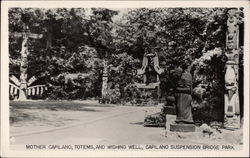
[111,8,129,22]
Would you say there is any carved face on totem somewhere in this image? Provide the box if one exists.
[227,41,235,50]
[228,9,236,19]
[21,58,28,68]
[228,32,235,40]
[20,72,27,81]
[227,85,237,101]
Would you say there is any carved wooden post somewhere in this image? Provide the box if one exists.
[224,8,241,129]
[10,25,43,100]
[101,59,108,101]
[19,34,29,100]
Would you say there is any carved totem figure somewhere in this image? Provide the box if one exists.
[19,35,29,99]
[224,8,241,129]
[101,59,109,100]
[10,24,43,100]
[100,57,124,103]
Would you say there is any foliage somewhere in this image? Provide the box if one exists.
[114,8,227,66]
[9,8,117,99]
[123,82,142,104]
[8,8,244,122]
[192,48,225,122]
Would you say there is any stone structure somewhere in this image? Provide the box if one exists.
[224,8,242,129]
[140,49,166,127]
[10,22,44,100]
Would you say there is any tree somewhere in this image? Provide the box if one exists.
[113,8,237,122]
[8,8,244,123]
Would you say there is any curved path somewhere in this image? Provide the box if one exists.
[10,105,243,150]
[11,106,167,149]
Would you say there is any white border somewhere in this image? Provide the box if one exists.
[1,1,250,157]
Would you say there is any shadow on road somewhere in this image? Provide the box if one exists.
[10,101,110,124]
[10,101,111,111]
[129,122,144,126]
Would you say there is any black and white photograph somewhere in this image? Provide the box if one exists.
[1,0,249,157]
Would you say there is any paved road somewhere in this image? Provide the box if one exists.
[10,105,243,150]
[11,106,169,149]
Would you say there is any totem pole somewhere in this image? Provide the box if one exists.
[10,17,44,100]
[224,8,242,129]
[101,59,109,101]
